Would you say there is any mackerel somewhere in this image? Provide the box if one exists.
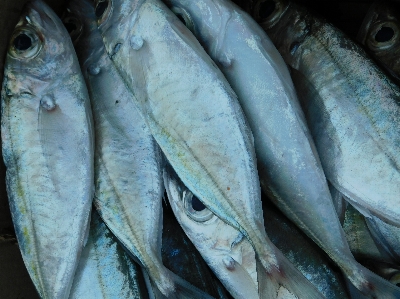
[1,1,94,298]
[95,0,323,297]
[252,0,400,297]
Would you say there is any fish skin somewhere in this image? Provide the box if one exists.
[64,0,187,297]
[70,208,147,299]
[262,198,350,299]
[0,1,94,298]
[96,0,324,298]
[342,204,390,263]
[357,1,400,83]
[161,195,232,299]
[253,0,400,297]
[163,164,259,299]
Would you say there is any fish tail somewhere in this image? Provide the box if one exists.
[166,269,216,299]
[344,264,400,299]
[257,248,326,299]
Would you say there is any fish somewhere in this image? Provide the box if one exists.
[262,197,350,299]
[161,192,232,299]
[328,182,347,225]
[342,203,391,263]
[70,208,147,299]
[0,0,94,298]
[64,1,213,298]
[252,0,400,297]
[357,1,400,83]
[163,163,259,299]
[95,0,324,297]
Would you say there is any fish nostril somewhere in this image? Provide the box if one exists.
[191,195,206,211]
[375,26,394,43]
[14,33,32,51]
[259,0,276,20]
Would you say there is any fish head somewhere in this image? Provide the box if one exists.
[252,0,316,69]
[357,2,400,80]
[93,0,141,57]
[4,0,80,104]
[64,0,106,74]
[163,165,259,299]
[164,0,221,43]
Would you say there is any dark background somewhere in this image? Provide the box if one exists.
[1,0,399,298]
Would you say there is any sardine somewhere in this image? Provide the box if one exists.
[252,0,400,297]
[64,1,212,298]
[95,0,324,297]
[1,1,94,298]
[164,164,259,299]
[70,208,147,299]
[357,1,400,82]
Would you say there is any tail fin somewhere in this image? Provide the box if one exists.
[257,248,326,299]
[166,269,216,299]
[345,264,400,299]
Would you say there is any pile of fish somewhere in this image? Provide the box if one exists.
[2,0,400,298]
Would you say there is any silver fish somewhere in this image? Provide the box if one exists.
[95,0,323,297]
[70,209,146,299]
[163,164,259,299]
[1,1,94,298]
[357,1,400,82]
[65,1,212,298]
[252,0,400,297]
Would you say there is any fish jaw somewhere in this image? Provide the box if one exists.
[163,165,259,299]
[1,0,94,298]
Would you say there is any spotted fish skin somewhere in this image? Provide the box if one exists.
[1,1,94,298]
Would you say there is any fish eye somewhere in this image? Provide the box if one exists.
[183,190,213,222]
[62,16,83,44]
[366,21,399,50]
[171,7,195,33]
[95,0,112,26]
[375,26,394,43]
[253,0,288,28]
[9,27,42,59]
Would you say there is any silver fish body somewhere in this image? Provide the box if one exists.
[1,1,94,298]
[163,164,258,299]
[95,0,323,298]
[252,0,400,297]
[64,1,190,297]
[70,209,146,299]
[357,1,400,83]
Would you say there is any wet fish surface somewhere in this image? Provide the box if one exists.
[164,164,258,299]
[252,0,400,297]
[1,0,94,298]
[161,193,232,299]
[65,1,216,298]
[95,0,324,297]
[70,208,148,299]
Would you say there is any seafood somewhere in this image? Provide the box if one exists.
[357,1,400,82]
[1,0,94,298]
[252,0,400,297]
[70,209,147,299]
[95,0,324,297]
[65,1,215,297]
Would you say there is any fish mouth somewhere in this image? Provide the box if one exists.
[25,0,60,31]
